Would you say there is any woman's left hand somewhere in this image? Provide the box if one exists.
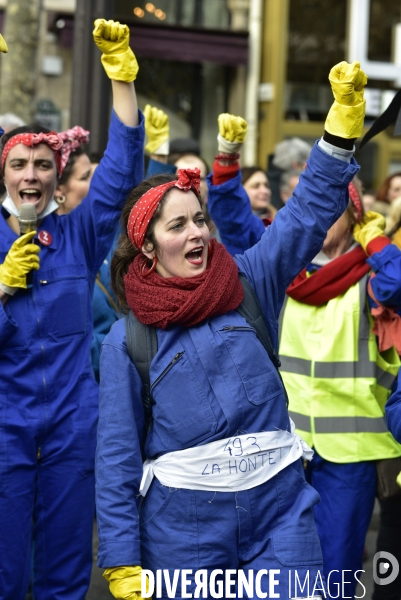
[353,211,386,253]
[93,19,139,82]
[103,565,149,600]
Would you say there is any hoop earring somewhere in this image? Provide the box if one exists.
[55,194,66,204]
[140,256,158,277]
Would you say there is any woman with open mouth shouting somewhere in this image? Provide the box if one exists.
[0,19,144,600]
[96,62,367,600]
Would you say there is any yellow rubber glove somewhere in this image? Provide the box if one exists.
[0,231,39,295]
[0,34,8,53]
[103,566,149,600]
[144,104,169,155]
[325,61,368,139]
[353,211,386,252]
[93,19,138,82]
[217,113,248,154]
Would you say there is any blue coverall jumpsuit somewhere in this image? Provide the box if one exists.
[0,110,144,600]
[96,143,359,599]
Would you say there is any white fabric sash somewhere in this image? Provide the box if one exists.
[139,421,313,496]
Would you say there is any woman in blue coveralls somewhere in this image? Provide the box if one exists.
[95,62,364,600]
[0,19,144,600]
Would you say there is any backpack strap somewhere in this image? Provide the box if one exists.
[124,311,157,430]
[237,273,280,368]
[237,273,289,406]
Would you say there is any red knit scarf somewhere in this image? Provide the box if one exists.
[286,246,370,305]
[124,238,244,329]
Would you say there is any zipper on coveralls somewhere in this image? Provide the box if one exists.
[150,351,185,391]
[222,326,255,332]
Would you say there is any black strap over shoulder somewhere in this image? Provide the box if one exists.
[124,311,157,429]
[124,273,288,430]
[237,273,281,370]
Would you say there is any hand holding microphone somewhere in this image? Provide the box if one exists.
[0,204,39,295]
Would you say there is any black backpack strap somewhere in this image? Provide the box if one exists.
[237,273,289,406]
[124,311,157,430]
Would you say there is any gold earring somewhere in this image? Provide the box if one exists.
[56,194,66,204]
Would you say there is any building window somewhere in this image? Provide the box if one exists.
[116,0,231,30]
[286,0,347,121]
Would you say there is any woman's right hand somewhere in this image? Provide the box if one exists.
[144,105,170,156]
[103,565,149,600]
[325,61,368,139]
[93,19,139,82]
[217,113,248,155]
[0,231,39,295]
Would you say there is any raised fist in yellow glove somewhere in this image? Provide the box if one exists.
[353,211,386,253]
[93,19,138,82]
[0,34,8,53]
[217,113,248,154]
[103,565,149,600]
[325,61,368,139]
[0,231,39,295]
[144,104,169,155]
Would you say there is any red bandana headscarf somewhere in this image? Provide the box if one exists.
[124,168,244,329]
[1,132,63,174]
[127,168,201,249]
[58,126,90,173]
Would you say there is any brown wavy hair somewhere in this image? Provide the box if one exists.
[111,173,203,313]
[376,172,401,204]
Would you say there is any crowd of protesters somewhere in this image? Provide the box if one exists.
[1,16,401,600]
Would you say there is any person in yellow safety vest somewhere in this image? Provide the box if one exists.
[207,79,401,600]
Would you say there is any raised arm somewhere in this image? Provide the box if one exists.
[70,19,145,274]
[234,62,366,343]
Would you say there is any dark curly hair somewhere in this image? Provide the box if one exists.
[111,173,203,313]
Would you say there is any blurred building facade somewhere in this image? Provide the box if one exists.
[0,0,400,188]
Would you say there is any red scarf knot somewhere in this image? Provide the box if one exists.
[127,167,201,250]
[2,132,63,174]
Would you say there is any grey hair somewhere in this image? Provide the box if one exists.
[280,168,303,191]
[0,112,26,132]
[273,137,312,171]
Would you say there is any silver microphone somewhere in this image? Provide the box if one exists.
[18,203,37,289]
[18,203,37,235]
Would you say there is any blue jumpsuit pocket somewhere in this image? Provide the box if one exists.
[139,479,177,527]
[273,535,323,566]
[216,324,282,405]
[40,265,89,340]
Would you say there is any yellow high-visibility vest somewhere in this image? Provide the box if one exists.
[280,275,401,463]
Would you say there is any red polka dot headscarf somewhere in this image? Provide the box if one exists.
[1,131,64,174]
[348,182,362,223]
[127,168,201,250]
